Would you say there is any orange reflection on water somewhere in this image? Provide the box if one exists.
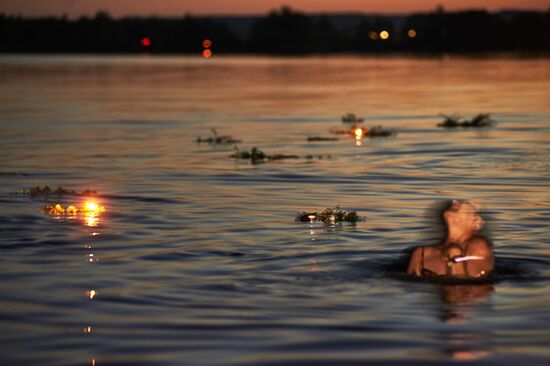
[310,258,319,272]
[86,216,99,227]
[451,350,491,361]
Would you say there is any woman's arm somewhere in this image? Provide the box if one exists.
[407,247,423,276]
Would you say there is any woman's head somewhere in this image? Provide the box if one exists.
[443,200,484,234]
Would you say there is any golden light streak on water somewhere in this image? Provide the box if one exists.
[86,216,99,227]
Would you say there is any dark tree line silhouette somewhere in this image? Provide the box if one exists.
[1,6,548,54]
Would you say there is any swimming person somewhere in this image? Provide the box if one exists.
[407,200,494,278]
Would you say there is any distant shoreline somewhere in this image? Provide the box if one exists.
[2,7,548,54]
[1,7,547,20]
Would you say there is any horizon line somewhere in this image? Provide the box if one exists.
[1,6,547,20]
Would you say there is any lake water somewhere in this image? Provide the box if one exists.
[0,55,549,366]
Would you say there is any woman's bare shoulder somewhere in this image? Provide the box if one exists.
[465,237,494,276]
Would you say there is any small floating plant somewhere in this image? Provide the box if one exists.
[18,186,97,197]
[197,129,242,144]
[438,113,496,128]
[341,113,364,124]
[329,125,396,138]
[42,201,105,216]
[305,154,332,160]
[0,172,29,176]
[42,200,106,228]
[296,206,364,224]
[364,126,396,137]
[231,147,299,163]
[307,136,339,142]
[231,147,331,163]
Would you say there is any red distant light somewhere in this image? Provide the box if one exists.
[202,49,212,58]
[202,39,212,48]
[141,37,151,47]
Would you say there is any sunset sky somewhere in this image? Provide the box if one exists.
[1,0,548,18]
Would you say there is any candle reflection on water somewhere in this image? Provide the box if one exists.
[82,201,102,365]
[86,216,99,227]
[86,290,96,300]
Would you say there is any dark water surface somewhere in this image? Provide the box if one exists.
[0,55,549,365]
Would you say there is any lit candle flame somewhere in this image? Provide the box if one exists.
[354,128,363,139]
[85,201,98,211]
[83,200,105,215]
[87,290,96,299]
